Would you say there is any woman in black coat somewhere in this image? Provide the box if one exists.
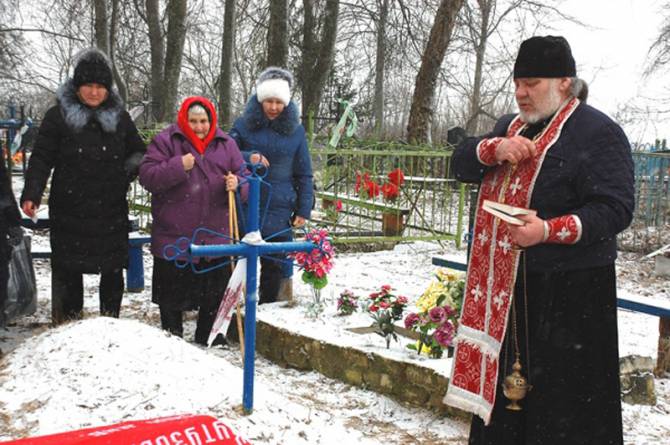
[21,48,145,324]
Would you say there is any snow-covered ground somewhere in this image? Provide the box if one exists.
[1,232,669,444]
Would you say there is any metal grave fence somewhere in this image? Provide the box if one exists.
[310,145,467,247]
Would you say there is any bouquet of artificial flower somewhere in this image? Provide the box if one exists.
[404,268,464,358]
[291,228,334,317]
[367,284,408,348]
[337,289,358,316]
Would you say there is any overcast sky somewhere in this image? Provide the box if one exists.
[537,0,668,144]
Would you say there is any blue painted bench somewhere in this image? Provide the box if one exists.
[432,255,670,374]
[21,217,151,293]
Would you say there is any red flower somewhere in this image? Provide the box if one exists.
[381,182,399,201]
[369,304,379,312]
[387,168,405,186]
[364,180,381,197]
[335,200,343,212]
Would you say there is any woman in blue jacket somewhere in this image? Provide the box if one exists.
[229,67,313,304]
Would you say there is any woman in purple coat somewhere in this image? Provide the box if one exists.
[139,97,247,345]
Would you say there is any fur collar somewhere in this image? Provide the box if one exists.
[242,94,300,136]
[56,79,124,133]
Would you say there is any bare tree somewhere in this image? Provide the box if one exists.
[266,0,288,67]
[301,0,341,122]
[93,0,128,102]
[646,3,670,76]
[406,0,464,144]
[144,0,165,120]
[463,0,491,135]
[373,0,390,137]
[161,0,187,121]
[142,0,187,122]
[219,0,237,126]
[93,0,110,54]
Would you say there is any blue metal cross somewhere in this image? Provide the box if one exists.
[169,165,318,413]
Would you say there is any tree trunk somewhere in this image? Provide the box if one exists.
[109,0,127,103]
[373,0,389,138]
[300,0,340,123]
[406,0,464,144]
[161,0,188,122]
[146,0,165,121]
[465,0,491,135]
[266,0,288,67]
[93,0,127,103]
[218,0,237,127]
[93,0,109,55]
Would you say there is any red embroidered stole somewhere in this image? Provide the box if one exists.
[443,98,580,424]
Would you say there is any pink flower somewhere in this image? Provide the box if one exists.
[404,312,420,329]
[396,296,408,305]
[379,301,390,309]
[381,284,392,292]
[369,304,379,312]
[429,306,447,323]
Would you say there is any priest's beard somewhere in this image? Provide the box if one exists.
[518,80,563,124]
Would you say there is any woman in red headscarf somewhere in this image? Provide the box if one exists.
[140,97,247,345]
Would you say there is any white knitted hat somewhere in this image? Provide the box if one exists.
[256,67,293,106]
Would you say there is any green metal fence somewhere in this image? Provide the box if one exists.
[619,152,670,250]
[631,152,670,227]
[311,144,467,247]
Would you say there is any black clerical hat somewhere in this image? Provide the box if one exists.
[513,36,576,79]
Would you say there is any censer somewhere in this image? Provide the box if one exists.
[503,353,532,410]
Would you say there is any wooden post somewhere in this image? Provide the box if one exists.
[655,317,670,376]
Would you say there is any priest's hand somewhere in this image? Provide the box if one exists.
[507,213,545,247]
[495,136,536,164]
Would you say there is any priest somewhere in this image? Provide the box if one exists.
[445,35,634,445]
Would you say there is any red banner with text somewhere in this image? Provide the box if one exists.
[1,414,251,445]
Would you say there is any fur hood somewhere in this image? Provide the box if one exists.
[56,79,124,133]
[241,94,300,136]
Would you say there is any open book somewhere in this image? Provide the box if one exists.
[482,200,535,225]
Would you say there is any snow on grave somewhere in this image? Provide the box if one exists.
[0,316,470,444]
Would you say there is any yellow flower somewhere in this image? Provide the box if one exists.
[436,268,462,283]
[416,281,440,312]
[414,340,433,356]
[416,269,465,313]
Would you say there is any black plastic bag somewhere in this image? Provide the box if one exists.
[4,235,37,322]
